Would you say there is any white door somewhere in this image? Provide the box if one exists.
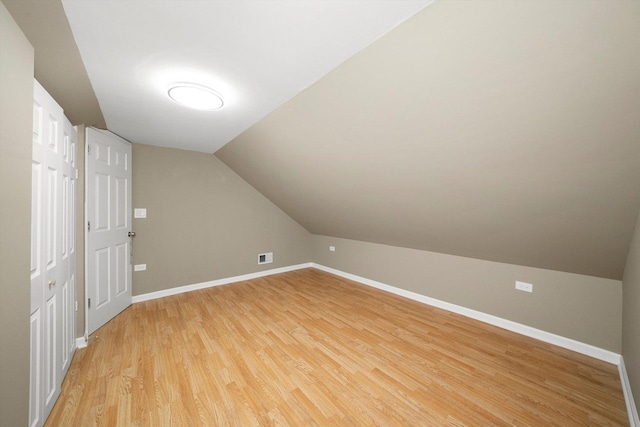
[85,127,132,335]
[30,80,76,427]
[62,119,77,373]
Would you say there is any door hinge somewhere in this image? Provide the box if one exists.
[88,298,91,309]
[87,144,91,155]
[87,221,90,232]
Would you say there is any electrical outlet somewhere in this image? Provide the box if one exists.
[515,281,533,292]
[329,246,335,252]
[134,264,147,271]
[134,208,147,219]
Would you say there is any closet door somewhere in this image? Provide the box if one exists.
[61,118,77,373]
[30,80,76,427]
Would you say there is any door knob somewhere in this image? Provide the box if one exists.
[48,279,56,289]
[128,231,136,238]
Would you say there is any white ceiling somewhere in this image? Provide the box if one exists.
[62,0,433,153]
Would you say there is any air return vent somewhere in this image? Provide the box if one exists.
[258,252,273,265]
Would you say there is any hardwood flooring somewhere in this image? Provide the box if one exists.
[45,268,628,426]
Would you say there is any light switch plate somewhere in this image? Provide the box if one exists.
[134,208,147,219]
[134,264,147,272]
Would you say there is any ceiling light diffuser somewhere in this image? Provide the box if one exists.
[167,83,223,110]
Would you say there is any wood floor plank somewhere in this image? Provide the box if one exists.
[45,268,629,426]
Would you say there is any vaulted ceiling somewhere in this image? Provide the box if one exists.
[5,0,640,280]
[62,0,432,153]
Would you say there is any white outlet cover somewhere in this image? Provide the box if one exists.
[134,208,147,218]
[134,264,147,271]
[329,246,336,252]
[515,281,533,292]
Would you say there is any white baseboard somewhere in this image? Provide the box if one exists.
[75,336,87,349]
[312,263,637,423]
[132,263,313,303]
[311,263,621,365]
[620,357,640,427]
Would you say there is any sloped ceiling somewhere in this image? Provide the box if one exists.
[217,0,640,280]
[2,0,105,127]
[5,0,640,280]
[61,0,433,153]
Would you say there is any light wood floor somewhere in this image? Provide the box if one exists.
[46,268,628,426]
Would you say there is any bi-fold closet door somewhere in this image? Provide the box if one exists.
[29,80,77,427]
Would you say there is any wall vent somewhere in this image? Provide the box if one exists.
[258,252,273,265]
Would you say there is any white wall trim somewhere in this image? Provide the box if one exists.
[619,356,640,427]
[75,336,88,349]
[132,263,313,303]
[311,263,621,365]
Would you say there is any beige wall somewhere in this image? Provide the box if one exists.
[2,0,105,128]
[623,211,640,413]
[217,0,640,282]
[120,141,624,353]
[132,143,311,296]
[0,2,34,425]
[312,235,622,352]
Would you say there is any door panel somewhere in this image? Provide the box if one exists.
[68,126,77,309]
[61,279,69,369]
[44,295,56,407]
[31,162,42,298]
[62,119,77,372]
[70,179,76,254]
[42,105,63,419]
[62,174,68,261]
[95,247,110,308]
[29,310,41,427]
[86,127,132,335]
[115,242,128,295]
[115,176,127,228]
[45,167,57,270]
[30,80,76,427]
[30,94,45,427]
[95,173,110,231]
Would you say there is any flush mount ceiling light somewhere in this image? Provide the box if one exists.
[167,83,224,110]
